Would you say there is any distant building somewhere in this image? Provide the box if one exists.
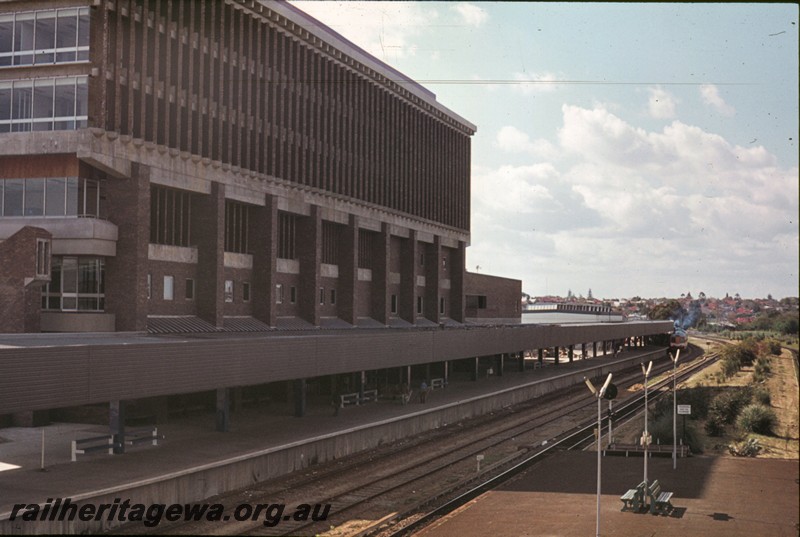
[522,302,624,324]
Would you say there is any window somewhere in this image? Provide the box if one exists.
[319,287,325,305]
[2,179,23,216]
[275,283,283,304]
[391,294,398,314]
[35,238,50,277]
[290,286,297,304]
[466,295,488,309]
[0,8,90,68]
[185,278,194,300]
[0,177,99,217]
[330,289,336,305]
[242,282,250,302]
[278,212,297,259]
[416,296,423,315]
[150,185,192,246]
[442,256,447,269]
[224,280,233,303]
[41,256,104,311]
[0,76,88,133]
[440,297,446,316]
[147,274,151,300]
[322,221,340,265]
[419,252,425,267]
[163,275,174,301]
[358,229,375,269]
[225,200,250,254]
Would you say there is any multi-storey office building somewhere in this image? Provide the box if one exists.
[0,0,498,333]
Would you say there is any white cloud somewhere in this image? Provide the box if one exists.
[470,104,798,297]
[289,1,438,62]
[511,71,561,94]
[451,3,489,27]
[647,87,677,119]
[494,126,559,159]
[700,84,736,116]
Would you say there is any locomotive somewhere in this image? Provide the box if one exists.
[669,328,689,351]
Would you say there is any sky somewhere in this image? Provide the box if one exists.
[289,1,799,300]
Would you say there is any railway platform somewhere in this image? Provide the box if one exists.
[416,450,799,537]
[0,346,665,533]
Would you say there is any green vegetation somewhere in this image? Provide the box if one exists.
[729,437,762,457]
[744,311,799,335]
[737,404,778,435]
[652,338,789,454]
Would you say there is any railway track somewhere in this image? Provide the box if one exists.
[374,344,720,537]
[113,345,717,536]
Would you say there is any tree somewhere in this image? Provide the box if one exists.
[648,300,686,322]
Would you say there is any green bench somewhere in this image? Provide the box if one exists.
[620,481,647,511]
[646,479,674,515]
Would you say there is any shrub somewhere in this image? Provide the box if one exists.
[753,385,772,406]
[708,388,752,425]
[653,386,714,420]
[705,413,725,436]
[719,341,759,379]
[680,386,714,419]
[764,339,782,356]
[729,437,762,457]
[649,413,701,452]
[753,358,773,383]
[737,404,777,435]
[720,357,740,379]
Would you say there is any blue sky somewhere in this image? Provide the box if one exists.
[290,1,799,300]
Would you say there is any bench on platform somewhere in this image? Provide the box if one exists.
[124,426,162,447]
[339,393,360,407]
[430,378,445,390]
[71,434,114,462]
[339,390,379,408]
[620,481,647,512]
[360,389,378,404]
[646,479,674,515]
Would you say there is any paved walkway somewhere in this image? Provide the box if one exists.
[416,450,800,537]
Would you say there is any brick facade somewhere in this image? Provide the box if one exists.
[0,1,488,334]
[0,227,52,333]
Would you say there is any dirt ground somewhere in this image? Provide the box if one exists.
[615,339,799,460]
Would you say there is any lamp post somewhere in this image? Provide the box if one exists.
[671,349,681,470]
[641,361,653,485]
[585,373,613,537]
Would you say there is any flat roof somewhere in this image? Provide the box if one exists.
[269,0,477,132]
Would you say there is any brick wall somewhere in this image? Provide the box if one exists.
[0,226,52,332]
[104,163,150,331]
[465,272,522,321]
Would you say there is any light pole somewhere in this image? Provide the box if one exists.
[671,349,681,470]
[585,373,613,537]
[641,361,653,485]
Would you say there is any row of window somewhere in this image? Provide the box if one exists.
[147,275,252,304]
[0,76,88,132]
[39,260,446,316]
[41,256,105,312]
[0,8,90,67]
[0,177,101,218]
